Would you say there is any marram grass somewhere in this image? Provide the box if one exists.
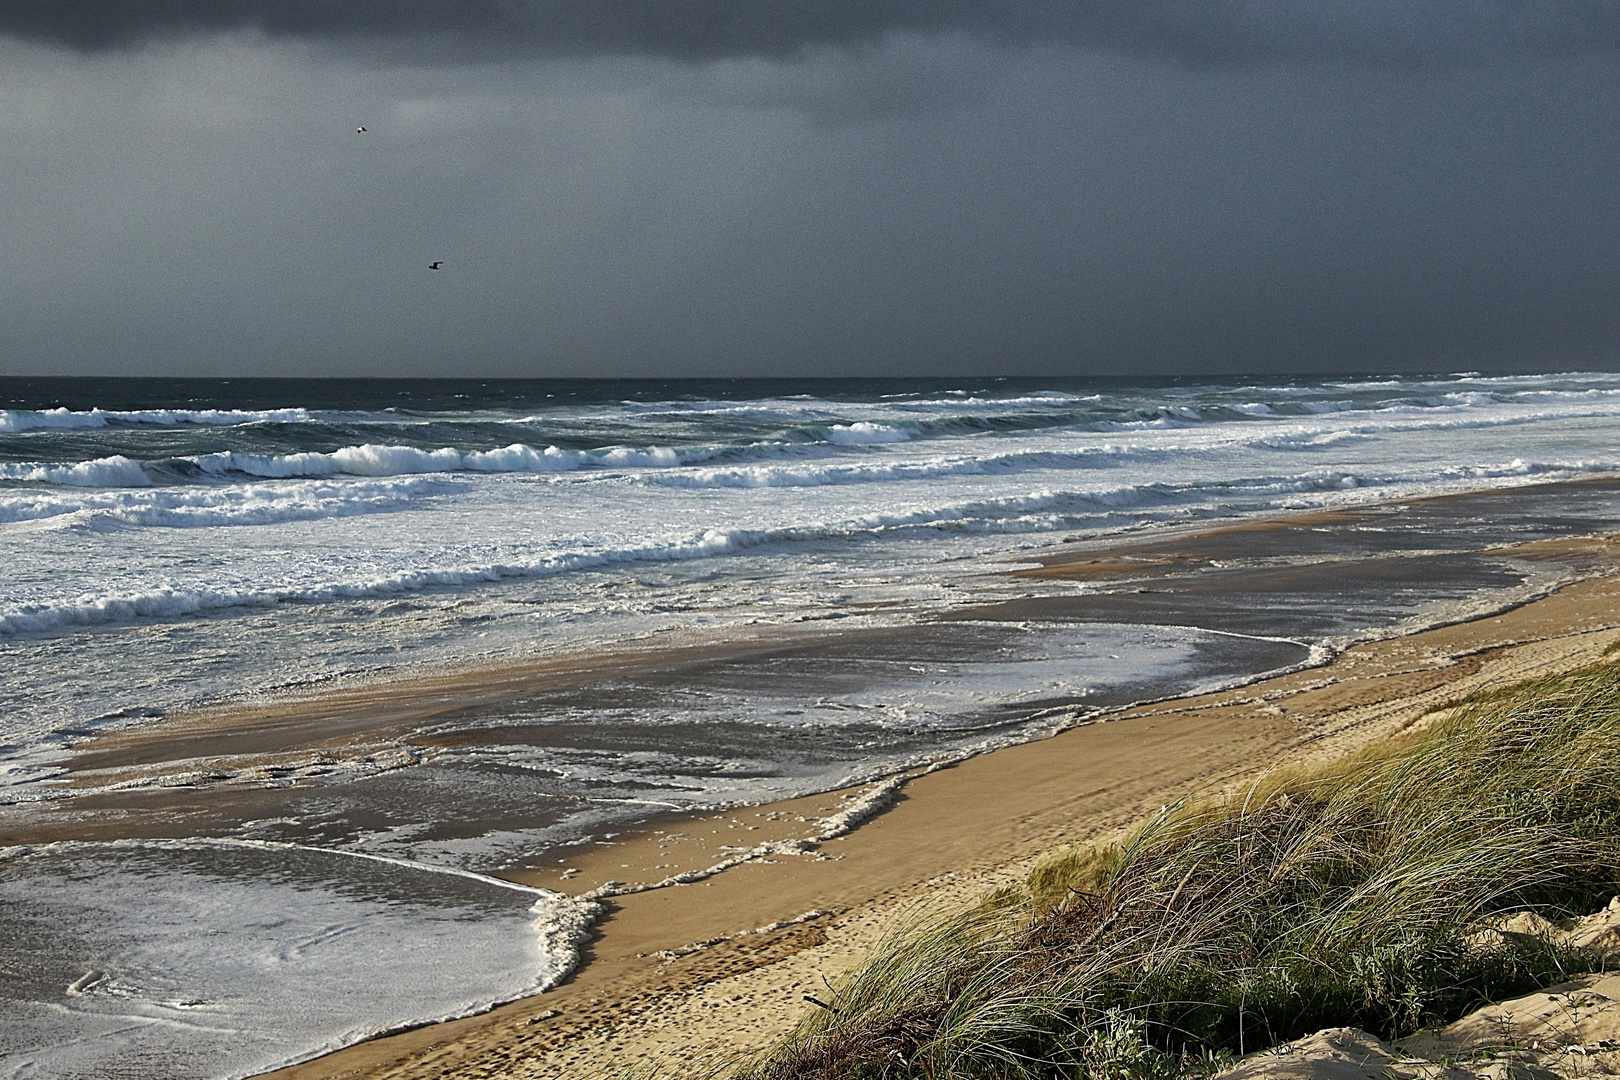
[732,660,1620,1080]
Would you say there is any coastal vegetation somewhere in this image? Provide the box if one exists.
[733,658,1620,1080]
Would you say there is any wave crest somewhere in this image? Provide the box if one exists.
[0,406,310,432]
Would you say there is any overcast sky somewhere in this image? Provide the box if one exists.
[3,2,1618,378]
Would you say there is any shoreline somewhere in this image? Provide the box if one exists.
[50,474,1620,806]
[8,476,1620,1079]
[257,538,1620,1079]
[7,378,1620,1080]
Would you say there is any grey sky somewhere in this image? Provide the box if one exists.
[2,4,1618,377]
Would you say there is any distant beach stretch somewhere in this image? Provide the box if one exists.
[3,374,1620,1078]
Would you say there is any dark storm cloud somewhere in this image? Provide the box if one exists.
[8,1,1620,65]
[3,7,1619,378]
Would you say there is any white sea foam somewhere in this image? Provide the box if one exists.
[6,452,1615,637]
[880,392,1093,410]
[584,774,920,898]
[0,538,728,634]
[647,446,1126,489]
[0,476,448,527]
[0,488,1087,632]
[0,455,154,487]
[1255,429,1371,450]
[195,445,525,478]
[823,421,914,444]
[188,442,716,480]
[0,839,597,1079]
[461,443,579,471]
[594,444,688,466]
[0,406,310,432]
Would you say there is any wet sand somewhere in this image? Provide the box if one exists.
[254,543,1620,1078]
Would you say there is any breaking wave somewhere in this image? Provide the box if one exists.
[0,475,451,528]
[0,406,310,432]
[0,470,1535,635]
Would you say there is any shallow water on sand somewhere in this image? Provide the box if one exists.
[0,842,568,1080]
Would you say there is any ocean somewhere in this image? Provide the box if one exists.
[4,372,1620,1078]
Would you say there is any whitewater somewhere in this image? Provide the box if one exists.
[4,372,1620,1078]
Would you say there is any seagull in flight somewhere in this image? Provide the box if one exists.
[356,126,367,133]
[428,261,443,270]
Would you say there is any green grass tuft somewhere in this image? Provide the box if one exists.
[733,659,1620,1080]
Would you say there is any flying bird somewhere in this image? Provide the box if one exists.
[356,126,367,133]
[428,261,443,270]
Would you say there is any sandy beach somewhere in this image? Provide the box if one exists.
[239,515,1620,1080]
[10,471,1620,1079]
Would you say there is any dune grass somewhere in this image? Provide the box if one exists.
[733,659,1620,1080]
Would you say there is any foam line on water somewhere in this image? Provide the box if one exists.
[0,475,452,526]
[0,407,310,432]
[582,771,921,898]
[2,463,1611,636]
[12,835,552,895]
